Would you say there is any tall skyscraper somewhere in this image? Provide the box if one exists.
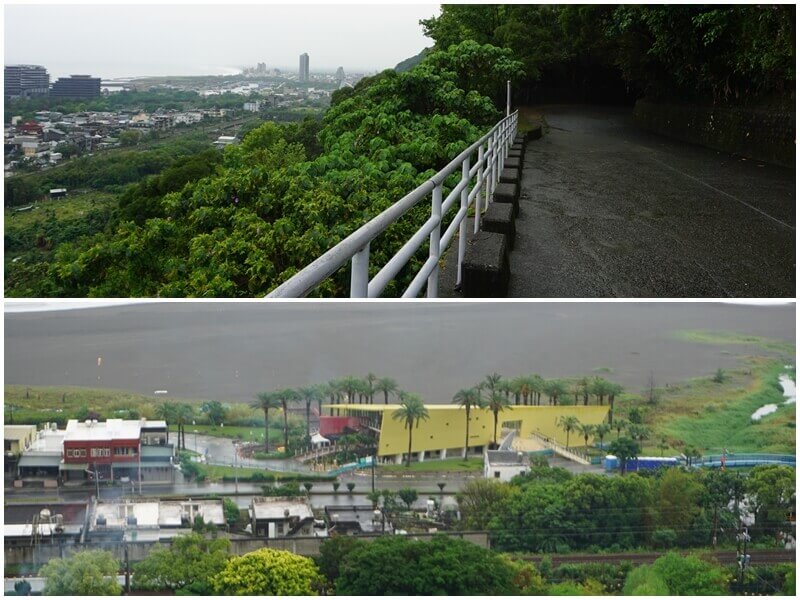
[335,66,345,84]
[299,53,309,82]
[4,64,50,98]
[51,74,101,99]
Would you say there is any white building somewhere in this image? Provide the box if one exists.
[484,450,530,482]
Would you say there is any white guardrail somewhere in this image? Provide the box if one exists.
[267,109,519,298]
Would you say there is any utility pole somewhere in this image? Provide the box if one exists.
[371,443,376,494]
[124,545,131,593]
[233,440,239,495]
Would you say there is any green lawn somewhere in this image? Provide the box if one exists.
[193,463,331,483]
[673,329,795,355]
[379,457,484,473]
[4,192,115,233]
[619,358,795,455]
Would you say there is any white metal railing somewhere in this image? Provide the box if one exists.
[267,109,519,298]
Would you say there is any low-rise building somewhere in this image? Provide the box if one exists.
[325,504,388,535]
[61,418,174,484]
[484,450,530,482]
[4,425,37,474]
[91,498,225,542]
[249,496,317,538]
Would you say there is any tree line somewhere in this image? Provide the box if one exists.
[421,5,794,106]
[457,463,796,555]
[18,41,522,297]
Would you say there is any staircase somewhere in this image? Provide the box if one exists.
[527,432,590,465]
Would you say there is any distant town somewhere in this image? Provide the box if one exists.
[4,55,366,178]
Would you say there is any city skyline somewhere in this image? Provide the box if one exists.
[4,4,439,78]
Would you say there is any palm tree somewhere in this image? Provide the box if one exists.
[497,378,513,402]
[627,423,650,446]
[375,377,398,405]
[594,423,612,449]
[175,404,194,451]
[613,418,629,440]
[297,386,321,438]
[276,388,299,452]
[607,382,624,424]
[340,376,361,404]
[509,377,524,405]
[557,415,580,449]
[529,374,545,405]
[487,392,510,448]
[578,376,591,405]
[452,387,483,458]
[544,379,568,405]
[589,377,609,405]
[252,392,281,451]
[392,393,429,467]
[154,402,177,445]
[365,373,378,404]
[483,373,502,397]
[578,423,595,449]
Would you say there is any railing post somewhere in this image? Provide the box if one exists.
[486,130,498,197]
[475,144,484,234]
[349,242,370,297]
[426,183,442,298]
[457,155,470,286]
[506,80,511,117]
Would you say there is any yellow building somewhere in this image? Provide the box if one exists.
[323,404,609,463]
[4,425,37,456]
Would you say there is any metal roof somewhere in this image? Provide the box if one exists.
[17,454,61,468]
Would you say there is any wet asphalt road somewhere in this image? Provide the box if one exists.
[511,105,795,297]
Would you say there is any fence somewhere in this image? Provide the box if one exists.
[267,110,519,298]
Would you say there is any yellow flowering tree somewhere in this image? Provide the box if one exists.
[211,548,323,595]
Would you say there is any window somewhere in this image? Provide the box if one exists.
[91,448,99,458]
[78,449,86,457]
[277,522,284,534]
[66,449,74,457]
[494,471,501,478]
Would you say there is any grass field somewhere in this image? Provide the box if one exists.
[618,356,795,455]
[379,457,484,473]
[4,192,115,233]
[673,329,795,355]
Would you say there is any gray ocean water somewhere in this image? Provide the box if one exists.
[4,302,794,403]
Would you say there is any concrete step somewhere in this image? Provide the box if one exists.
[481,202,515,250]
[493,182,519,216]
[462,231,510,297]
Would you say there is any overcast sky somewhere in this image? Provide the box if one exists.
[4,3,440,78]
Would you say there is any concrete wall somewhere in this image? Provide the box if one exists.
[5,531,490,568]
[633,99,795,168]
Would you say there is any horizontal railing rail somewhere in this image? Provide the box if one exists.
[267,109,519,298]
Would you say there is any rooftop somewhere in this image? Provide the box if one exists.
[486,450,530,466]
[4,425,37,441]
[250,497,314,521]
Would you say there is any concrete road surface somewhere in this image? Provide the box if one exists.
[511,105,795,297]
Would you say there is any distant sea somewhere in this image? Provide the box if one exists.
[44,63,243,80]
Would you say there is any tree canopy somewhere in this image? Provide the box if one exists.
[38,550,122,596]
[210,547,323,595]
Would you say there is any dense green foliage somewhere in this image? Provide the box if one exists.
[328,535,519,595]
[623,552,728,595]
[132,534,231,594]
[461,465,795,553]
[25,41,520,297]
[422,5,795,104]
[38,550,122,596]
[210,547,323,595]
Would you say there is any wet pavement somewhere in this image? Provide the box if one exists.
[510,105,795,297]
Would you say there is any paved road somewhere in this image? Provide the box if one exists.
[511,105,795,297]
